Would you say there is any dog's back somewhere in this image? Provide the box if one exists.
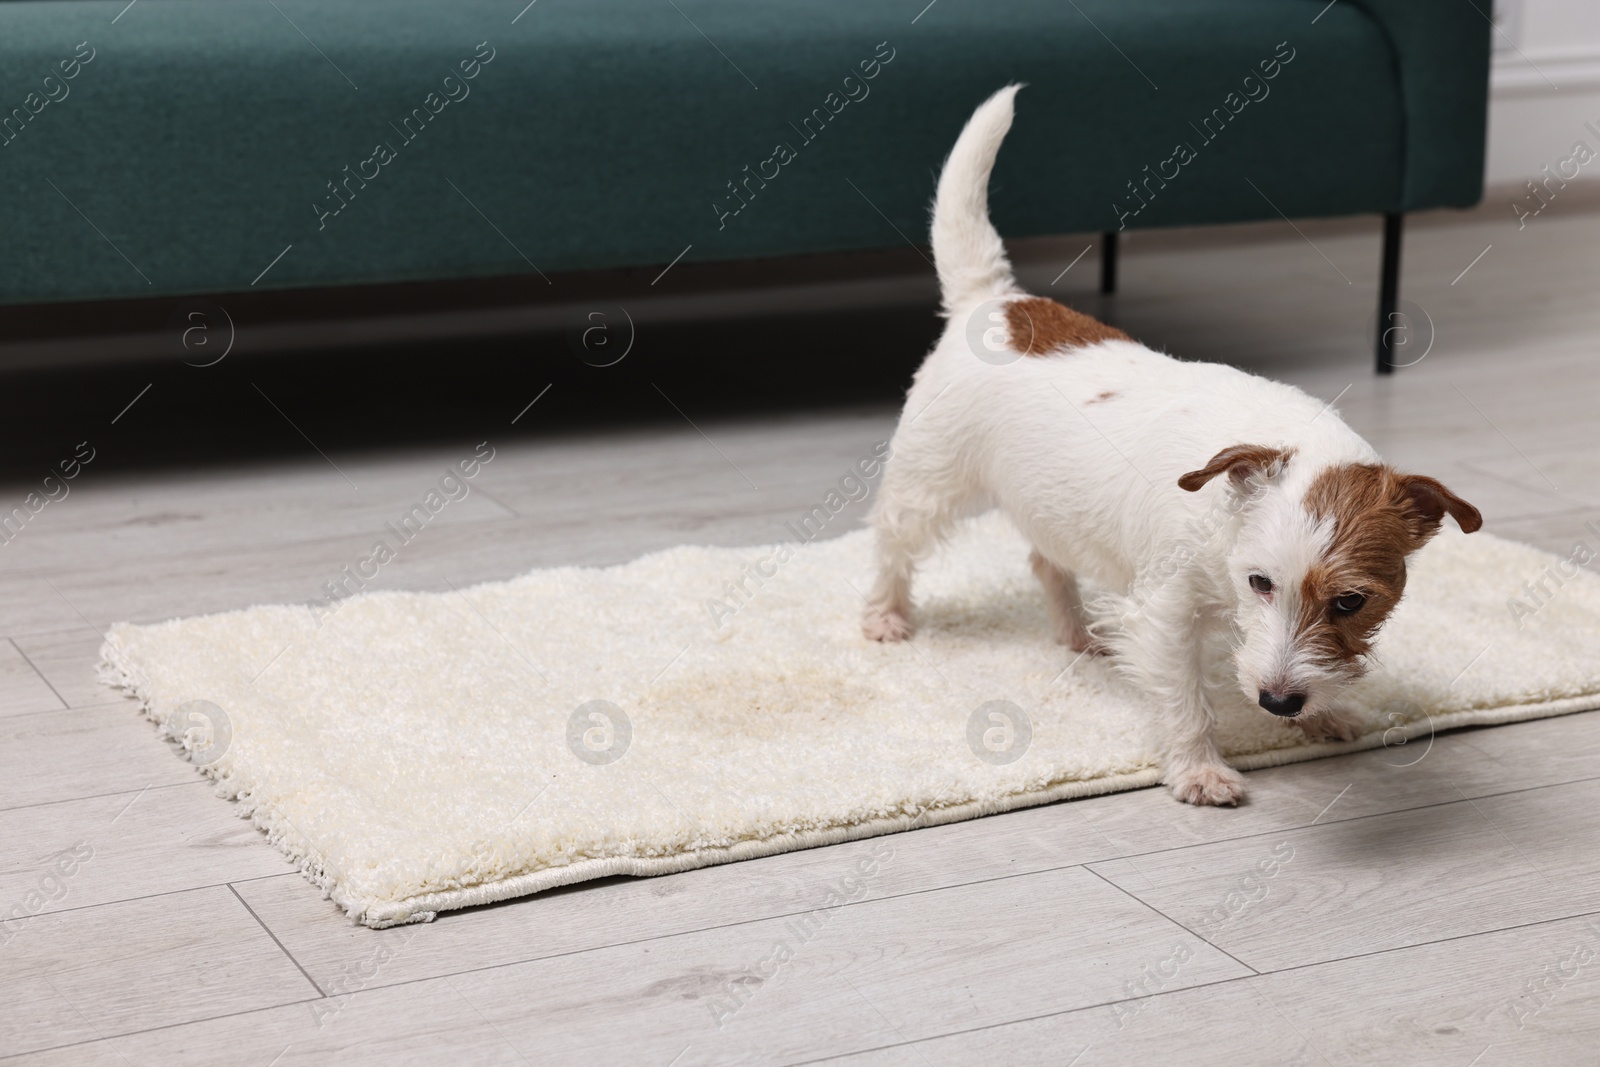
[911,85,1377,584]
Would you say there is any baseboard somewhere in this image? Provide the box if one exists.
[1493,48,1600,96]
[1489,49,1600,186]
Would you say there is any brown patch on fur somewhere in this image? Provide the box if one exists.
[1004,297,1130,356]
[1296,464,1482,666]
[1086,390,1118,404]
[1177,445,1295,493]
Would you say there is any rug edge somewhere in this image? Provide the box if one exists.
[99,628,357,919]
[355,765,1169,927]
[361,691,1600,928]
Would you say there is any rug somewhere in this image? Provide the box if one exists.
[100,513,1600,927]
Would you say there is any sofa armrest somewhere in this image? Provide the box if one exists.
[1345,0,1493,210]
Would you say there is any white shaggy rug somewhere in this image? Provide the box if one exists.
[102,514,1600,927]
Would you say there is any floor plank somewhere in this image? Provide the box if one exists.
[0,639,67,720]
[1089,777,1600,972]
[5,973,540,1067]
[441,865,1250,1066]
[0,785,292,919]
[0,703,194,811]
[1070,708,1600,858]
[0,414,898,636]
[1,886,317,1058]
[816,909,1600,1067]
[8,629,123,710]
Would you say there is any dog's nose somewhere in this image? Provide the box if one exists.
[1258,690,1306,717]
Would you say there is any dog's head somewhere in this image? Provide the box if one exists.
[1179,444,1481,720]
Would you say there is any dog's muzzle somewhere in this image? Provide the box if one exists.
[1258,690,1306,717]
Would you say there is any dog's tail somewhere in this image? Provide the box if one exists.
[931,84,1021,315]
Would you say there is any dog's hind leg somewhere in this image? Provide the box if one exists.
[862,435,975,642]
[1029,550,1107,655]
[862,558,916,642]
[863,494,944,642]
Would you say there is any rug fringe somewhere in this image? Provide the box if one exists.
[98,630,373,923]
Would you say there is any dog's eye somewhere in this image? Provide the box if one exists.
[1249,574,1273,595]
[1333,592,1366,614]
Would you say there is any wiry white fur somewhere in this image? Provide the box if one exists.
[1228,502,1345,713]
[930,83,1021,314]
[865,85,1392,805]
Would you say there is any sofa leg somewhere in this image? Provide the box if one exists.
[1376,212,1403,375]
[1100,231,1118,295]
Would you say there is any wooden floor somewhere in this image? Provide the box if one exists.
[5,189,1600,1066]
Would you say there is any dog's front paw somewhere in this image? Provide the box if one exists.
[1295,707,1366,743]
[862,606,914,642]
[1167,763,1246,807]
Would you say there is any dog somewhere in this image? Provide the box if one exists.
[863,85,1482,806]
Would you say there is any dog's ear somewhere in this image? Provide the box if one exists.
[1394,474,1483,536]
[1178,445,1295,493]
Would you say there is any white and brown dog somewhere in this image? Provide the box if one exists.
[864,86,1482,806]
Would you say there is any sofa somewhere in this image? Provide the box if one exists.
[0,1,1491,371]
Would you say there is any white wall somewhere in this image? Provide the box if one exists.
[1487,0,1600,186]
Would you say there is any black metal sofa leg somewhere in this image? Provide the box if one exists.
[1100,231,1118,295]
[1376,212,1403,374]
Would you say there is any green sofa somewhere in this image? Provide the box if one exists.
[0,1,1489,371]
